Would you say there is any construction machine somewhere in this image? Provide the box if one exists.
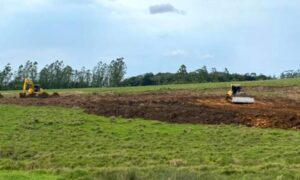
[19,79,50,98]
[226,84,255,104]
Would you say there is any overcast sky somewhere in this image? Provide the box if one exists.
[0,0,299,76]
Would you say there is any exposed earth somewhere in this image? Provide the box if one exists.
[0,87,299,130]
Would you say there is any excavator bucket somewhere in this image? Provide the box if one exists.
[231,97,255,104]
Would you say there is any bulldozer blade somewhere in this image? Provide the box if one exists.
[231,97,255,104]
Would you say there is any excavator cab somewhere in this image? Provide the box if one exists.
[34,85,41,92]
[231,85,242,96]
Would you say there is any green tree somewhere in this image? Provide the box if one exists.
[22,61,38,81]
[142,73,155,85]
[39,60,64,89]
[92,61,108,87]
[0,64,13,90]
[196,66,209,83]
[108,58,127,87]
[177,64,188,83]
[61,65,73,88]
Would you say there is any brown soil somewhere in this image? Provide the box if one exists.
[38,92,49,98]
[52,92,60,97]
[0,89,299,130]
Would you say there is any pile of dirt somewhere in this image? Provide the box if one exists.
[0,91,299,130]
[52,92,60,97]
[0,93,3,98]
[38,92,49,98]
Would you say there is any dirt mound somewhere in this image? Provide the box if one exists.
[38,92,49,98]
[0,91,299,130]
[52,92,60,97]
[0,93,3,98]
[19,93,26,98]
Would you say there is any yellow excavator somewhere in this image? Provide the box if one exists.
[19,79,57,98]
[226,84,255,104]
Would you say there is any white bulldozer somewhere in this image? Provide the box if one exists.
[226,84,255,104]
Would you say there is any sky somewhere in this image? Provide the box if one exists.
[0,0,299,77]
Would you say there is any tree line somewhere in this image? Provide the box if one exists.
[0,58,126,90]
[280,70,300,79]
[121,65,274,86]
[0,60,298,90]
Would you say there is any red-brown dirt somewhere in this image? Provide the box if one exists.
[0,91,299,130]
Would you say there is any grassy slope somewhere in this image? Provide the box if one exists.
[1,78,299,95]
[1,105,300,179]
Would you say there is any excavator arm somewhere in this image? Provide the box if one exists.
[22,79,35,94]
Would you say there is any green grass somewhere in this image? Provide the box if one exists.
[1,78,299,96]
[0,171,59,180]
[1,104,300,179]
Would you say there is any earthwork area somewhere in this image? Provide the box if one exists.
[0,86,299,130]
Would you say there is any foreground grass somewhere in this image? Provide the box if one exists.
[0,171,58,180]
[1,78,299,96]
[1,105,300,179]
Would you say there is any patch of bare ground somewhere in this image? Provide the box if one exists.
[0,87,299,130]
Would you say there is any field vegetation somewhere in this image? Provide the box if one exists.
[1,104,300,179]
[1,78,299,96]
[0,78,299,179]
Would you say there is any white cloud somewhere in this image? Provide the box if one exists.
[0,0,95,14]
[164,49,188,57]
[198,53,214,59]
[57,0,95,4]
[0,0,48,27]
[0,0,47,10]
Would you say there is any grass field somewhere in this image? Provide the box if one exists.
[0,171,58,180]
[1,78,299,96]
[1,104,300,179]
